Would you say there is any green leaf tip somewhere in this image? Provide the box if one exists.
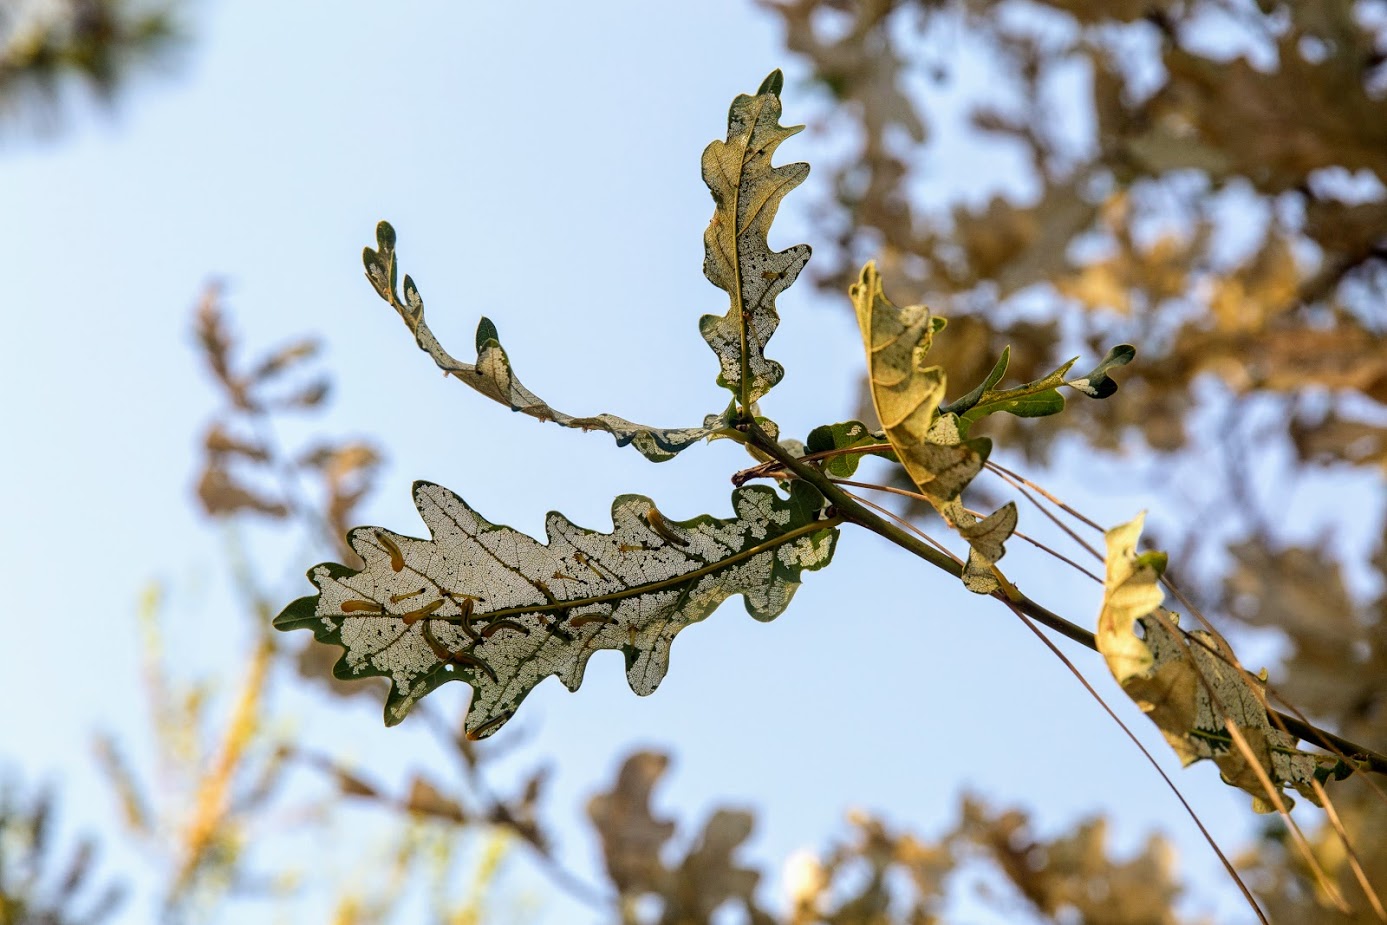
[1070,344,1136,399]
[273,479,840,735]
[757,69,785,97]
[475,317,499,351]
[941,347,1010,417]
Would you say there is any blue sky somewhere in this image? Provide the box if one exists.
[1,2,1273,921]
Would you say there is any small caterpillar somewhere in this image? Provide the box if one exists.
[400,598,444,626]
[573,551,611,580]
[439,593,481,639]
[421,623,497,681]
[448,651,497,682]
[645,506,689,547]
[375,531,405,572]
[480,618,529,639]
[389,588,426,604]
[340,600,384,614]
[569,614,615,629]
[467,710,514,741]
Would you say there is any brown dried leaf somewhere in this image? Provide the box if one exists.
[195,466,287,519]
[1290,411,1387,472]
[405,775,466,824]
[587,751,675,895]
[249,338,320,382]
[203,423,268,462]
[192,283,251,410]
[954,797,1185,924]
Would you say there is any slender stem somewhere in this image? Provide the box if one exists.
[742,423,1387,777]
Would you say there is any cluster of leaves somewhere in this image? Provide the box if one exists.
[0,0,181,134]
[193,283,381,564]
[275,84,1387,925]
[589,750,1194,925]
[765,0,1387,469]
[277,73,1134,741]
[760,1,1387,915]
[176,285,1191,923]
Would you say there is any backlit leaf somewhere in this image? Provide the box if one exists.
[852,262,989,502]
[699,70,811,407]
[1097,514,1345,812]
[363,222,728,462]
[804,420,895,477]
[851,261,1015,593]
[275,481,839,735]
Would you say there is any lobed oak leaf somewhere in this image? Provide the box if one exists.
[275,481,838,735]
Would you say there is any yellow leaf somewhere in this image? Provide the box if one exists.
[1097,514,1340,811]
[852,262,984,502]
[851,262,1015,593]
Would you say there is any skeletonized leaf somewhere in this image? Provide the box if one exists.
[275,481,838,735]
[957,501,1018,594]
[363,222,728,462]
[852,262,1016,593]
[699,70,811,406]
[1097,514,1344,812]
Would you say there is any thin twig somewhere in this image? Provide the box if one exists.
[1222,720,1351,914]
[740,422,1387,776]
[1312,777,1387,922]
[985,460,1105,533]
[999,597,1270,925]
[985,462,1104,562]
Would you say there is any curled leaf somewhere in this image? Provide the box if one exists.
[852,262,990,503]
[1097,514,1344,811]
[852,262,1016,592]
[275,481,838,735]
[364,222,727,462]
[1069,344,1135,399]
[699,69,811,407]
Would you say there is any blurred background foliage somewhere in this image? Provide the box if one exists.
[2,0,1385,922]
[0,0,179,134]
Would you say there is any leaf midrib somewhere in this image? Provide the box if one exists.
[343,516,841,625]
